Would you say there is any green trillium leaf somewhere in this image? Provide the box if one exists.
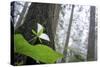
[32,29,37,35]
[14,34,63,63]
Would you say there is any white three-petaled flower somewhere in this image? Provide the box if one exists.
[37,23,50,41]
[32,23,50,41]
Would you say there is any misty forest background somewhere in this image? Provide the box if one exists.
[11,1,97,65]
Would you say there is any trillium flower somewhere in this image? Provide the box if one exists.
[32,23,50,43]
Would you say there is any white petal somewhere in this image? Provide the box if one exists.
[39,33,50,41]
[37,23,43,33]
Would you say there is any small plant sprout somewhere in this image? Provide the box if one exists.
[32,23,50,43]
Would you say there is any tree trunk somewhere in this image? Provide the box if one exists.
[61,5,75,62]
[87,6,97,61]
[14,2,29,30]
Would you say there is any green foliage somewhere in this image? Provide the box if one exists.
[32,24,50,42]
[74,54,85,61]
[14,34,63,64]
[67,47,85,62]
[32,28,43,43]
[32,29,37,35]
[68,54,85,62]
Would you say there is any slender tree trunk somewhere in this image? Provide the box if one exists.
[14,2,29,30]
[61,5,75,62]
[87,6,97,61]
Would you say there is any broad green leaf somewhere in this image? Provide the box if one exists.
[14,34,63,64]
[32,29,37,35]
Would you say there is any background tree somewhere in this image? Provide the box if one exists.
[61,5,75,62]
[87,6,97,61]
